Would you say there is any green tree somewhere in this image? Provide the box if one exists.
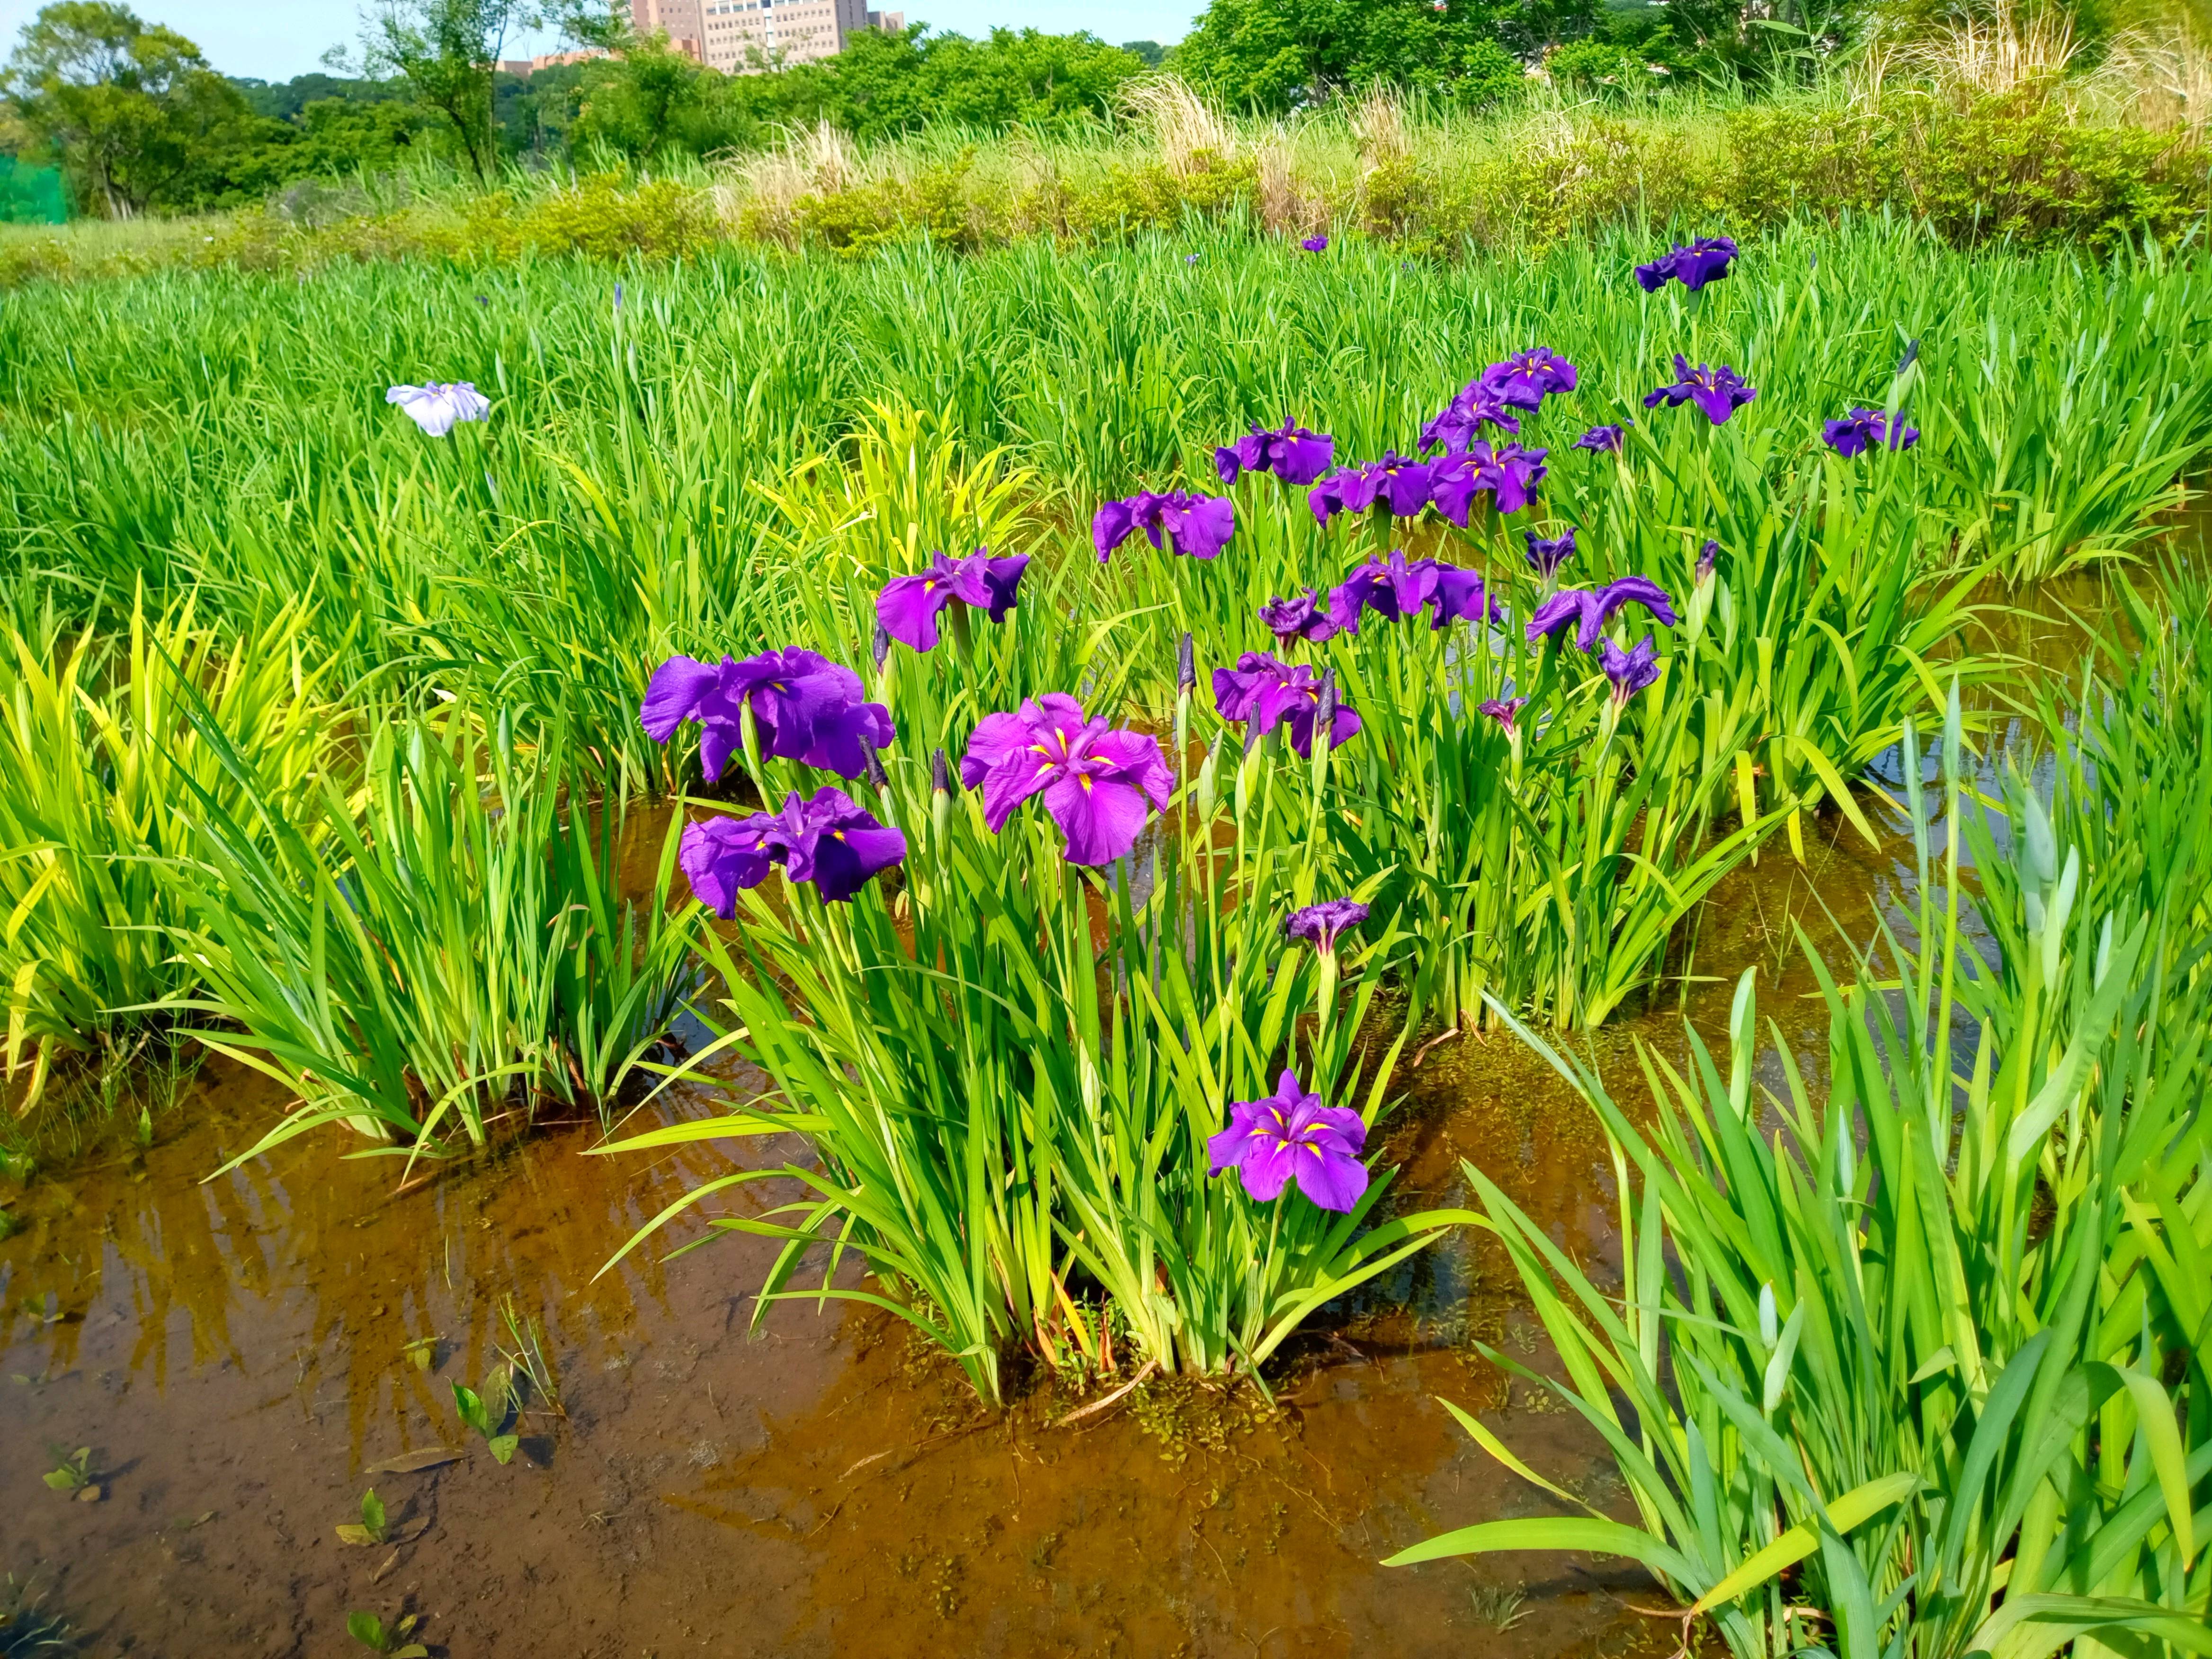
[1168,0,1593,110]
[820,26,1144,142]
[570,30,708,157]
[362,0,541,180]
[0,1,250,216]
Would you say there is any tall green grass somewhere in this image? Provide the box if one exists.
[0,217,2203,1170]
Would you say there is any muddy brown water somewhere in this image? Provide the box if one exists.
[0,569,2130,1659]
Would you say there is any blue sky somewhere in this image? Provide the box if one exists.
[0,1,1197,80]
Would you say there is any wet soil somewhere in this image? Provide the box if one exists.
[0,566,2128,1659]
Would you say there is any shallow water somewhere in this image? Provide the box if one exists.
[0,559,2126,1657]
[0,816,1913,1658]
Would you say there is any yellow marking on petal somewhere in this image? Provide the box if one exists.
[1078,776,1092,793]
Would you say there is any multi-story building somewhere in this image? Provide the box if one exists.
[630,0,904,71]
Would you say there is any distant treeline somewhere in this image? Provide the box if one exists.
[0,0,2128,218]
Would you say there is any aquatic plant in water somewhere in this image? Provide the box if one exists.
[169,706,699,1166]
[599,564,1472,1403]
[0,592,338,1114]
[1393,700,2212,1659]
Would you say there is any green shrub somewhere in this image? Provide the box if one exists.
[1720,105,1907,227]
[1911,89,2208,251]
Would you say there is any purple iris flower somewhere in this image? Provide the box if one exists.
[1525,578,1680,651]
[1633,236,1740,293]
[1215,420,1338,486]
[642,649,894,782]
[1309,453,1436,524]
[1643,356,1758,426]
[1479,696,1527,733]
[959,694,1173,866]
[1479,348,1579,411]
[1213,653,1363,758]
[1419,381,1521,453]
[1301,234,1329,253]
[1696,539,1720,585]
[1285,898,1369,951]
[1822,407,1920,457]
[874,549,1029,652]
[1601,636,1662,705]
[1572,424,1626,453]
[1206,1069,1369,1212]
[1258,587,1340,645]
[678,787,907,913]
[1329,549,1436,632]
[1430,565,1503,630]
[1427,441,1548,526]
[1330,553,1498,633]
[1093,490,1236,562]
[1525,527,1577,580]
